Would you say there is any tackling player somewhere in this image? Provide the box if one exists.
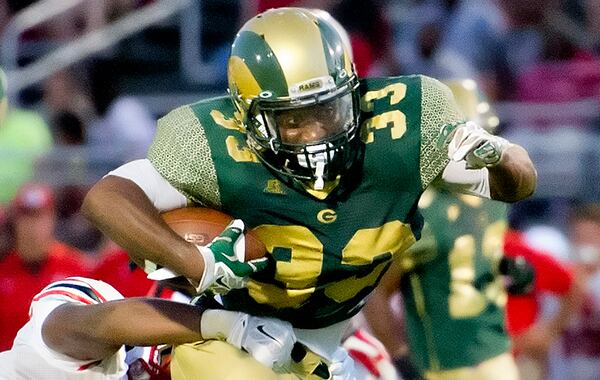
[0,222,295,379]
[82,8,537,379]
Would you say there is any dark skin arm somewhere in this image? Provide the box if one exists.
[42,298,204,360]
[81,175,204,284]
[489,143,537,203]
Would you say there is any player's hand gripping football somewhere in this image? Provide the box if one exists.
[438,121,510,169]
[196,219,269,294]
[148,220,268,294]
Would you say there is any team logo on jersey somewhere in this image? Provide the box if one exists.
[264,179,286,195]
[317,209,337,224]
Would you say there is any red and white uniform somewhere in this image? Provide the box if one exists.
[0,277,127,380]
[504,230,574,341]
[343,328,399,380]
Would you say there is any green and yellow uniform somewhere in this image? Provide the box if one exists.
[148,75,459,328]
[147,75,464,378]
[400,187,515,379]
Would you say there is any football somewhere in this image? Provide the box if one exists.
[161,207,268,261]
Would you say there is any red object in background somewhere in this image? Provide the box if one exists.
[0,243,92,351]
[257,0,298,13]
[349,34,375,77]
[93,248,154,298]
[504,229,574,337]
[516,59,600,103]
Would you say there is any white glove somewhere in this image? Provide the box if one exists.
[329,347,356,380]
[201,310,296,373]
[441,121,510,169]
[230,313,297,373]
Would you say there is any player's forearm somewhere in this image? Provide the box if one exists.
[95,298,204,345]
[82,175,204,282]
[43,298,204,360]
[489,144,537,202]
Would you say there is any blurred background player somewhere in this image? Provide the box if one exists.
[364,79,519,380]
[0,182,91,351]
[557,203,600,380]
[0,67,52,204]
[503,212,582,380]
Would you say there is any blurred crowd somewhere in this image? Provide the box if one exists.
[0,0,599,379]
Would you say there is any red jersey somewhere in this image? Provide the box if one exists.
[504,230,574,337]
[0,242,91,351]
[93,248,154,298]
[257,0,297,13]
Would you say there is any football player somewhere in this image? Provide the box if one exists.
[82,8,537,379]
[363,79,520,380]
[0,224,294,379]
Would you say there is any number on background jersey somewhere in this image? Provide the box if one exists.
[448,221,507,319]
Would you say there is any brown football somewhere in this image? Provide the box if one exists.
[160,207,267,261]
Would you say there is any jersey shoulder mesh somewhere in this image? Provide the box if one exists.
[147,102,220,208]
[419,75,465,189]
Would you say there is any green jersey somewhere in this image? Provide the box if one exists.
[400,187,509,370]
[148,75,462,328]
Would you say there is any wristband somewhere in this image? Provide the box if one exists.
[200,309,243,341]
[195,245,215,293]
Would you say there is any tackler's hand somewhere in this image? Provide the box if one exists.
[201,309,296,372]
[329,347,356,380]
[230,314,297,373]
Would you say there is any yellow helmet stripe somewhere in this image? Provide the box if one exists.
[230,30,288,97]
[250,9,329,91]
[227,56,262,100]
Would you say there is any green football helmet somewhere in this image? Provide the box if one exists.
[227,8,361,192]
